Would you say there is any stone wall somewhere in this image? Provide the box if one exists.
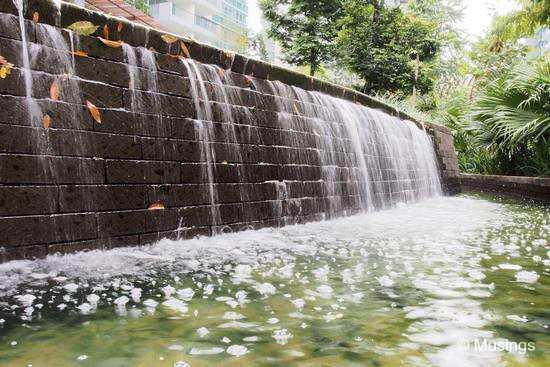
[0,0,460,261]
[461,174,550,203]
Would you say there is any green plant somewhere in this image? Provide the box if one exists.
[471,61,550,176]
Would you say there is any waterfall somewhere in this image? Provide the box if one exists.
[5,3,441,234]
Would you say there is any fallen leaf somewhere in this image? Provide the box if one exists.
[222,160,228,165]
[86,100,101,124]
[50,80,60,101]
[70,51,89,57]
[103,24,109,40]
[148,202,165,210]
[32,11,39,23]
[43,114,51,128]
[67,21,99,36]
[179,40,191,58]
[0,56,14,68]
[0,66,10,79]
[97,36,122,48]
[217,68,225,81]
[117,21,124,33]
[161,34,178,44]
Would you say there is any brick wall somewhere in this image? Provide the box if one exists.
[461,174,550,202]
[0,0,460,261]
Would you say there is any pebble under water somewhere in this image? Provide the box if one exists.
[0,193,548,367]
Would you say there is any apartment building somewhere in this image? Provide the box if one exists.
[148,0,248,53]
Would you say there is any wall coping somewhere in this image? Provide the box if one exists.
[461,173,550,186]
[0,0,450,135]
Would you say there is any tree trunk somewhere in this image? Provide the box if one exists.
[412,52,420,103]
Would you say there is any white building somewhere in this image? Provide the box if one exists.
[148,0,248,52]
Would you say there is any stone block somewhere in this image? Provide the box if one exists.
[59,185,147,212]
[0,154,105,184]
[0,212,97,247]
[0,186,58,216]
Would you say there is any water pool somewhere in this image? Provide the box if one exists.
[0,193,548,366]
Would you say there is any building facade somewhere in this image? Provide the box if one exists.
[148,0,248,53]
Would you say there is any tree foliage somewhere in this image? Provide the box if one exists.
[336,0,440,95]
[260,0,343,76]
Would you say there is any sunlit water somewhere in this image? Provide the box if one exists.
[0,193,548,366]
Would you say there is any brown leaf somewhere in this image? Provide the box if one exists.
[161,34,179,44]
[43,114,51,129]
[0,56,14,68]
[86,100,101,124]
[70,51,89,57]
[97,37,122,48]
[217,68,225,81]
[32,11,39,23]
[117,21,124,33]
[148,202,165,210]
[103,24,109,40]
[222,160,229,165]
[179,40,191,58]
[50,80,60,101]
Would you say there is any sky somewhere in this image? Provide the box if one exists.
[246,0,521,41]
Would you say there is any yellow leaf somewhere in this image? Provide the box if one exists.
[161,34,178,44]
[50,80,60,101]
[103,24,109,40]
[86,100,101,124]
[43,114,51,129]
[32,11,39,24]
[70,51,89,57]
[67,21,99,36]
[97,36,122,48]
[0,67,9,79]
[179,40,191,58]
[148,202,165,210]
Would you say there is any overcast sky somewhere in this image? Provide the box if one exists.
[246,0,521,41]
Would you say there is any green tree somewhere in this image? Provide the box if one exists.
[491,0,550,42]
[248,32,270,62]
[260,0,343,76]
[337,0,440,95]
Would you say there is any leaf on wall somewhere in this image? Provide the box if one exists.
[148,202,165,210]
[70,51,89,57]
[98,37,122,48]
[50,80,60,101]
[86,100,101,124]
[161,34,178,44]
[67,21,99,36]
[180,40,191,58]
[103,24,109,40]
[43,114,51,129]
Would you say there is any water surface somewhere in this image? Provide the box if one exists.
[0,193,548,366]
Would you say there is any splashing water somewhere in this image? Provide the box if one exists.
[0,194,548,366]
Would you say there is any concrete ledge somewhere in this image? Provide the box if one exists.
[460,173,550,202]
